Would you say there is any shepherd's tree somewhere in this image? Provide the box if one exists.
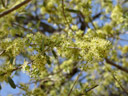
[0,0,128,96]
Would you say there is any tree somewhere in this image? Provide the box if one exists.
[0,0,128,95]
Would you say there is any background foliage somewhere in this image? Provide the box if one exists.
[0,0,128,96]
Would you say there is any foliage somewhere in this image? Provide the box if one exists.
[0,0,128,96]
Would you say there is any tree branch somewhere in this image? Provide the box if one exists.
[0,50,5,56]
[68,71,82,96]
[0,66,22,76]
[106,68,128,95]
[85,85,98,93]
[112,74,128,95]
[61,0,74,32]
[0,0,32,18]
[105,58,128,73]
[1,0,6,8]
[0,60,33,76]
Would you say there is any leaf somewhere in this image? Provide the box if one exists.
[45,55,51,65]
[52,50,57,58]
[44,53,51,65]
[0,84,2,90]
[46,56,51,65]
[35,21,41,29]
[65,8,80,13]
[40,39,45,51]
[10,57,14,65]
[16,15,26,21]
[8,77,16,89]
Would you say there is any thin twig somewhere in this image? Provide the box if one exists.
[68,71,82,96]
[85,85,98,93]
[0,50,5,56]
[113,75,128,95]
[61,0,70,25]
[61,0,74,32]
[107,68,128,95]
[0,0,32,18]
[0,66,22,76]
[88,17,96,30]
[23,78,52,85]
[0,60,33,76]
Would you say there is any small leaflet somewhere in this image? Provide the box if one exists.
[52,50,57,59]
[40,39,45,51]
[65,8,80,13]
[0,84,2,90]
[44,53,51,65]
[10,57,14,64]
[8,77,16,89]
[46,55,51,65]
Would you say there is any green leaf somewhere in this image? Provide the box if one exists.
[8,77,16,89]
[46,55,51,65]
[44,53,51,65]
[65,8,80,13]
[52,50,57,58]
[10,57,14,65]
[40,39,45,51]
[16,15,26,20]
[0,84,2,90]
[35,21,41,29]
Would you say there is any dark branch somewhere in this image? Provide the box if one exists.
[105,58,128,73]
[86,85,99,93]
[15,15,57,33]
[92,12,102,20]
[0,61,33,76]
[0,66,22,76]
[1,0,6,8]
[0,0,31,18]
